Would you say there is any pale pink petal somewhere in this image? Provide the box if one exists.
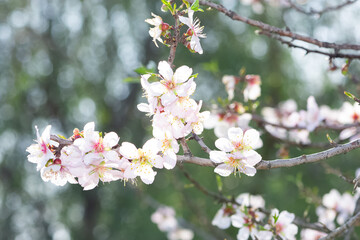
[214,163,233,176]
[209,151,228,163]
[227,127,243,144]
[150,82,167,96]
[103,132,119,148]
[243,150,262,166]
[143,138,160,157]
[173,65,192,84]
[163,151,177,169]
[137,103,151,113]
[119,142,139,160]
[161,92,177,106]
[215,138,234,152]
[243,129,260,148]
[103,150,120,162]
[158,61,173,80]
[243,165,256,176]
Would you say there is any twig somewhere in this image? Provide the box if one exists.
[176,138,360,169]
[179,166,236,204]
[168,12,180,67]
[181,167,331,233]
[252,114,360,131]
[189,0,360,54]
[320,210,360,239]
[286,0,357,16]
[180,137,193,157]
[259,30,360,59]
[191,132,211,154]
[321,162,354,184]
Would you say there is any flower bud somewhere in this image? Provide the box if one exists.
[161,23,170,31]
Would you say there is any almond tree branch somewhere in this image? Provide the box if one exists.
[258,30,360,59]
[168,12,180,67]
[286,0,358,16]
[180,166,331,233]
[252,114,360,131]
[190,0,360,54]
[177,138,360,169]
[320,210,360,240]
[50,136,360,169]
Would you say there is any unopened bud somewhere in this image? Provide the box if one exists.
[161,23,170,31]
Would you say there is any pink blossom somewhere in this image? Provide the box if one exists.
[26,125,55,171]
[119,138,163,184]
[179,9,206,54]
[243,75,261,102]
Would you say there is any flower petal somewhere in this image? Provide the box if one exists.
[214,163,233,177]
[215,138,234,152]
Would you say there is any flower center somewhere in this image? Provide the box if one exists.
[94,138,104,153]
[41,141,48,154]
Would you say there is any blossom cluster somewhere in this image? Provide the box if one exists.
[211,193,298,240]
[151,206,194,240]
[262,97,360,143]
[205,73,261,138]
[316,188,357,230]
[145,8,206,54]
[138,60,209,162]
[209,127,262,177]
[26,123,124,190]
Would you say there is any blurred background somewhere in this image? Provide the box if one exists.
[1,0,360,239]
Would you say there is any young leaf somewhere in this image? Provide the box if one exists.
[161,0,173,13]
[191,0,199,11]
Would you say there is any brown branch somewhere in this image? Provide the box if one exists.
[177,138,360,169]
[168,12,180,67]
[321,162,354,184]
[179,166,235,204]
[191,132,211,154]
[192,0,360,52]
[252,114,360,131]
[286,0,358,16]
[181,166,331,233]
[320,210,360,240]
[258,30,360,59]
[50,135,73,146]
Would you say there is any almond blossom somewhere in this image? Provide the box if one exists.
[151,206,178,232]
[73,122,120,164]
[243,75,261,102]
[222,75,239,100]
[26,125,55,171]
[212,204,238,229]
[179,9,206,54]
[231,193,267,240]
[269,209,298,240]
[300,229,326,240]
[119,138,163,184]
[210,127,262,177]
[145,13,166,47]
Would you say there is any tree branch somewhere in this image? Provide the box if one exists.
[191,0,360,54]
[286,0,358,16]
[258,30,360,59]
[177,138,360,169]
[168,12,180,67]
[320,210,360,239]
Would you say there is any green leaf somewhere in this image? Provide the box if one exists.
[216,175,223,192]
[134,66,155,75]
[190,73,199,79]
[191,0,199,11]
[273,213,279,224]
[57,134,67,139]
[344,91,356,100]
[161,0,173,12]
[183,0,190,8]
